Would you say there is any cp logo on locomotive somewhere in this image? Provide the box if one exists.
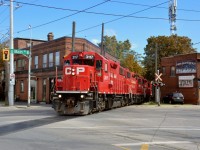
[65,67,85,75]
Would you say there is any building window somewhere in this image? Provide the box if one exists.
[14,61,16,72]
[170,66,175,76]
[26,41,31,48]
[43,54,47,68]
[49,53,54,67]
[162,66,166,75]
[20,80,24,92]
[34,56,38,69]
[17,59,25,71]
[55,51,60,66]
[42,79,46,101]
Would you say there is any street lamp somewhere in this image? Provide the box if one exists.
[27,25,32,107]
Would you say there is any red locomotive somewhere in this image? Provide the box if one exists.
[52,51,152,115]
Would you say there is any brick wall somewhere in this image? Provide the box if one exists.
[161,53,200,104]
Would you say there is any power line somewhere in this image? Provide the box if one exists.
[7,0,200,34]
[193,42,200,45]
[17,0,111,33]
[109,0,200,13]
[9,0,200,14]
[75,1,169,34]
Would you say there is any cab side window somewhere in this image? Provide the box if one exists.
[64,60,70,65]
[96,60,102,70]
[105,63,108,72]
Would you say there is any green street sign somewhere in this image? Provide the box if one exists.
[10,49,30,55]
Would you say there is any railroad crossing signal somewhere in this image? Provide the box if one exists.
[155,73,162,82]
[152,81,165,87]
[3,49,10,61]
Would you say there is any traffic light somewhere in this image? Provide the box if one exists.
[3,49,10,61]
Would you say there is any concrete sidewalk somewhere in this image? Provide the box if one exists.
[0,101,52,111]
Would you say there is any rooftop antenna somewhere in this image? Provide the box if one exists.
[169,0,177,35]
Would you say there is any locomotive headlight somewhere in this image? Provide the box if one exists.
[72,68,75,71]
[72,72,75,75]
[80,95,84,99]
[58,94,62,98]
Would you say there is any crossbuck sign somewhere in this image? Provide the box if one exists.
[155,73,162,82]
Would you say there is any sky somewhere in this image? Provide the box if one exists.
[0,0,200,55]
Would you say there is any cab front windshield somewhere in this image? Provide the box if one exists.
[72,59,94,66]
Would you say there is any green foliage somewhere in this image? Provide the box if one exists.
[98,35,131,59]
[143,35,196,80]
[0,43,5,68]
[98,36,144,75]
[121,54,143,75]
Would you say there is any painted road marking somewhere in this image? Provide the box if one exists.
[114,145,130,150]
[140,144,149,150]
[42,126,200,132]
[130,127,200,131]
[113,141,192,147]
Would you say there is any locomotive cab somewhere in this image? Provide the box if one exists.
[63,53,95,91]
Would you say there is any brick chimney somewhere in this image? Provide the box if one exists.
[47,32,54,41]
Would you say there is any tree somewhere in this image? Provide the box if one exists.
[98,36,143,75]
[121,53,143,75]
[143,35,196,80]
[98,36,131,59]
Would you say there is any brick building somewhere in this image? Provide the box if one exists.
[161,53,200,104]
[13,33,119,104]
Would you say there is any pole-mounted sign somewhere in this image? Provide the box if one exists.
[10,49,30,55]
[155,73,162,82]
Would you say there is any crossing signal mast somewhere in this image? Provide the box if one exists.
[169,0,177,35]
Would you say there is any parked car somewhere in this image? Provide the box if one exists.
[162,92,184,104]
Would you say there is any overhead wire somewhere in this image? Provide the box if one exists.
[109,0,200,13]
[193,42,200,46]
[2,0,200,46]
[17,0,111,33]
[75,1,169,34]
[13,0,200,34]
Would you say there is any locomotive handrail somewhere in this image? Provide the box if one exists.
[56,91,88,94]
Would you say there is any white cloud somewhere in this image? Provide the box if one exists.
[91,39,100,45]
[131,43,138,49]
[105,29,117,37]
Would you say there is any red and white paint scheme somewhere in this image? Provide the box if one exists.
[52,51,152,115]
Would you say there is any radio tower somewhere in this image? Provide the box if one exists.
[169,0,177,35]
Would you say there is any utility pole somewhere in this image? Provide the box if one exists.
[72,21,75,52]
[8,0,14,106]
[27,25,32,107]
[101,23,104,56]
[169,0,177,35]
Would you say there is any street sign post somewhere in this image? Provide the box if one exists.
[10,49,30,55]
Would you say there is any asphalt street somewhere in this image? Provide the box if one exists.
[0,103,200,150]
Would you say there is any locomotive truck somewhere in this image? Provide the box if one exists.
[52,51,152,115]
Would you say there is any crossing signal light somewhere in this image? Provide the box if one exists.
[3,49,10,61]
[152,81,165,87]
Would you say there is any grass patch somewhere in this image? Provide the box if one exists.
[143,101,158,105]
